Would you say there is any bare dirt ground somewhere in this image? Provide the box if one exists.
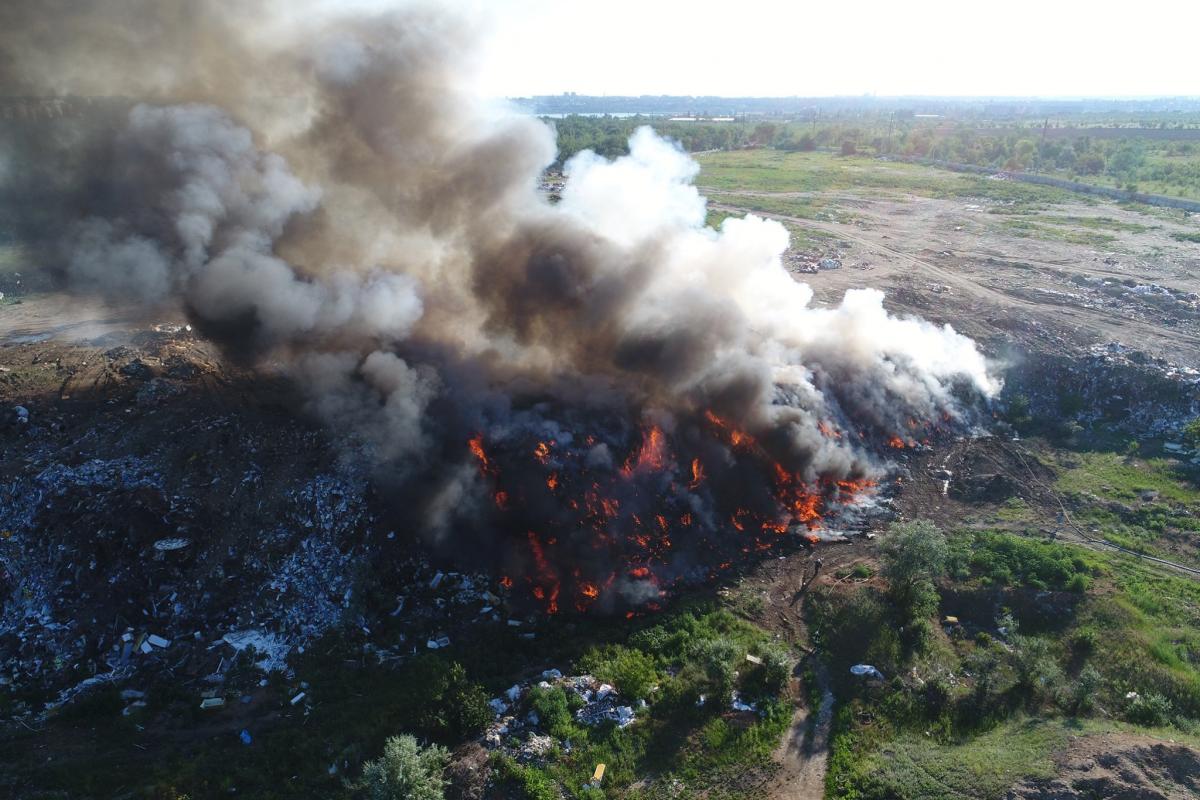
[1007,732,1200,799]
[709,188,1200,368]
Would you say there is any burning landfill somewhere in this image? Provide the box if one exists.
[0,1,998,706]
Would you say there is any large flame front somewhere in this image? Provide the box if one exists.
[466,409,884,614]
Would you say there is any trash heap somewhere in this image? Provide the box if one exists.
[483,670,640,762]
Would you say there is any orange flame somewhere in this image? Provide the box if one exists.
[689,457,705,488]
[706,410,756,449]
[468,434,492,474]
[622,425,669,476]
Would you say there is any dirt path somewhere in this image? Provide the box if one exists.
[767,658,834,800]
[736,541,875,799]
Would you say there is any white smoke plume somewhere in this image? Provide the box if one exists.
[0,0,998,606]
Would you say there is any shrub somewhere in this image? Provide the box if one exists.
[743,644,793,701]
[578,646,659,701]
[1072,627,1098,656]
[1126,692,1174,727]
[1183,418,1200,448]
[850,563,874,580]
[1066,573,1091,593]
[351,734,448,800]
[403,657,491,740]
[691,636,740,706]
[1070,665,1102,713]
[527,686,574,740]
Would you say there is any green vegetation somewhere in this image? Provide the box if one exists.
[349,735,449,800]
[831,717,1066,800]
[492,603,794,799]
[549,115,757,166]
[817,518,1200,800]
[692,149,1078,217]
[1184,417,1200,447]
[547,113,1200,201]
[948,531,1096,591]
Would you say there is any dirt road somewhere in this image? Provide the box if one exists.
[767,658,834,800]
[734,540,877,799]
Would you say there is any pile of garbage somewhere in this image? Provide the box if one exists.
[483,670,641,762]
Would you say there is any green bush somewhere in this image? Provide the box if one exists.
[691,636,740,706]
[578,645,659,701]
[350,734,448,800]
[1071,627,1097,656]
[1070,665,1103,713]
[1126,692,1174,727]
[1183,418,1200,448]
[402,657,491,740]
[527,686,574,740]
[742,644,793,701]
[952,532,1096,591]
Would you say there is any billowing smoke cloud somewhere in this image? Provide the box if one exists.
[0,1,997,610]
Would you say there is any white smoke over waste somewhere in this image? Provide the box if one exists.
[0,1,998,610]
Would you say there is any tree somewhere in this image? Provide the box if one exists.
[352,735,448,800]
[752,122,777,147]
[879,520,947,595]
[879,521,947,643]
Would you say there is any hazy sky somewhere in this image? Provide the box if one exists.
[452,0,1198,98]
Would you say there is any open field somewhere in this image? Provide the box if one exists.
[696,150,1200,370]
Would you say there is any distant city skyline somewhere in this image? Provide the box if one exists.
[444,0,1199,100]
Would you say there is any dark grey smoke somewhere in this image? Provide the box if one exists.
[0,1,998,606]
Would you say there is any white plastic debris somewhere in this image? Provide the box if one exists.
[220,630,292,672]
[850,664,884,681]
[153,537,191,552]
[745,654,763,665]
[541,668,563,680]
[596,684,615,701]
[730,692,755,712]
[200,697,225,709]
[146,634,170,649]
[505,684,522,702]
[290,691,306,706]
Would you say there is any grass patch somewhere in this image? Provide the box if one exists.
[831,716,1066,800]
[995,216,1117,247]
